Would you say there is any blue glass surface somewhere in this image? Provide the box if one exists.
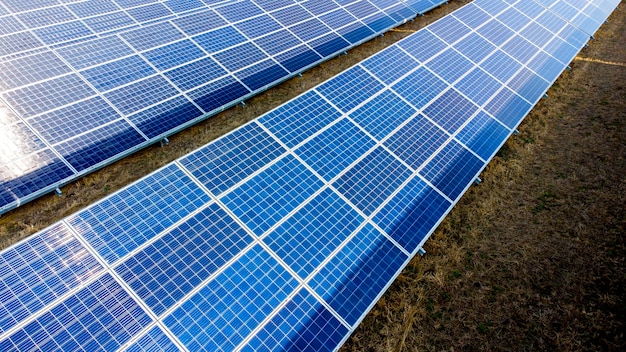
[455,67,503,106]
[296,118,376,181]
[143,40,206,71]
[235,15,283,39]
[0,223,103,334]
[480,50,523,84]
[428,15,471,45]
[259,90,343,148]
[214,43,269,72]
[0,32,43,57]
[453,3,492,28]
[310,33,351,57]
[241,288,349,352]
[67,164,210,264]
[425,48,474,84]
[117,203,253,315]
[214,0,264,22]
[456,111,511,160]
[81,55,156,92]
[419,140,485,200]
[236,60,290,91]
[104,76,179,115]
[527,51,567,83]
[333,147,412,215]
[222,155,324,236]
[361,45,420,85]
[171,9,226,35]
[384,114,449,170]
[163,245,299,351]
[187,76,250,112]
[127,3,173,22]
[373,176,451,253]
[277,45,323,72]
[507,67,551,103]
[272,4,313,26]
[264,188,364,279]
[0,149,75,207]
[502,35,540,64]
[310,224,408,326]
[349,89,416,141]
[0,52,71,91]
[398,29,447,63]
[180,122,286,195]
[484,87,532,129]
[120,22,185,51]
[128,95,203,138]
[254,30,303,55]
[317,66,385,113]
[127,325,180,352]
[476,19,516,46]
[453,32,497,64]
[392,66,448,109]
[192,26,246,54]
[34,21,93,45]
[0,273,151,352]
[3,74,95,118]
[84,11,135,33]
[423,89,479,134]
[56,119,147,172]
[56,36,134,70]
[164,57,227,91]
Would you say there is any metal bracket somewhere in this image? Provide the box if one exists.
[160,137,169,147]
[474,177,482,185]
[240,101,246,107]
[297,73,302,78]
[417,248,426,257]
[342,51,348,56]
[55,188,62,197]
[566,65,571,70]
[543,93,549,99]
[513,129,519,136]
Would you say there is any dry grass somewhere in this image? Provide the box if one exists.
[0,1,471,248]
[1,2,624,351]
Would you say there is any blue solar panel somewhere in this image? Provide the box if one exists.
[0,0,436,217]
[1,1,618,350]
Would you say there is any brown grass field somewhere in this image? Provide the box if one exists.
[1,1,624,351]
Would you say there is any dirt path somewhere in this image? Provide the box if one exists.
[343,5,626,352]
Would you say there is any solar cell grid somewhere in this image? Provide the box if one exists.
[349,88,416,141]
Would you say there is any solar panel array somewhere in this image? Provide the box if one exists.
[0,0,449,214]
[0,0,620,351]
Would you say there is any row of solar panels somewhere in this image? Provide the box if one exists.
[0,0,620,351]
[0,0,448,214]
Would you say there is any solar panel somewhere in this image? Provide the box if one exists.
[0,0,619,351]
[0,0,440,214]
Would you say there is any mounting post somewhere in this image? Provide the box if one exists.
[342,51,348,56]
[417,248,426,257]
[160,137,169,147]
[297,73,302,78]
[55,188,62,197]
[566,65,571,70]
[474,177,482,185]
[513,129,519,136]
[543,93,549,99]
[240,101,246,107]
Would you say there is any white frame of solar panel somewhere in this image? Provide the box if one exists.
[0,0,620,351]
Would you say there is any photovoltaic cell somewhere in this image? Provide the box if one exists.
[163,244,299,351]
[67,164,210,264]
[264,188,364,279]
[222,155,324,236]
[241,288,349,352]
[349,89,417,141]
[317,66,385,113]
[310,223,408,326]
[373,176,451,253]
[116,202,254,315]
[180,122,286,196]
[295,118,377,181]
